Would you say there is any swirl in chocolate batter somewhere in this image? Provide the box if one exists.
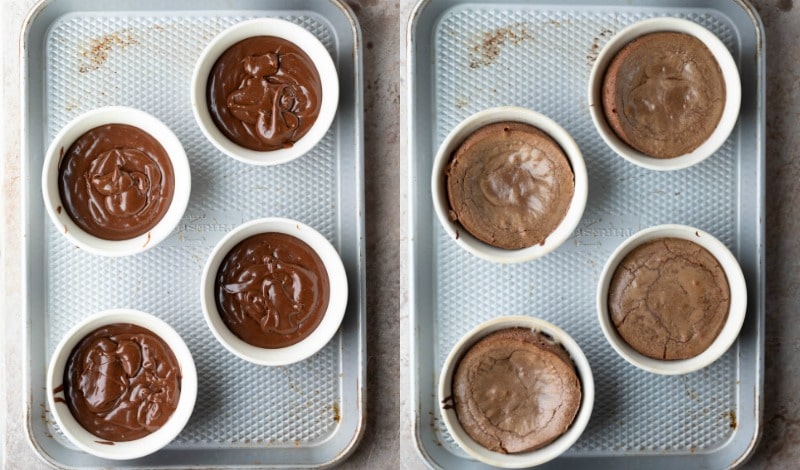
[62,324,182,441]
[58,124,175,240]
[207,36,322,151]
[215,233,330,348]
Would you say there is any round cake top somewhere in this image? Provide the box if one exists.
[452,327,582,454]
[601,31,726,159]
[207,36,322,151]
[58,124,175,241]
[214,232,330,349]
[63,323,182,442]
[446,122,574,250]
[608,237,731,360]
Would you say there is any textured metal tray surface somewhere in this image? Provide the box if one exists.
[407,1,764,469]
[22,0,364,468]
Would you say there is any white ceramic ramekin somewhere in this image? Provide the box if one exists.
[596,224,747,375]
[431,107,588,264]
[41,106,191,257]
[200,217,348,366]
[46,309,197,460]
[191,18,339,166]
[588,17,741,171]
[439,316,594,468]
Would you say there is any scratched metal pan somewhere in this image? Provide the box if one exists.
[21,0,365,467]
[406,0,764,468]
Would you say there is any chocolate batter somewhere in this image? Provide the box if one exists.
[452,328,581,454]
[608,238,730,360]
[207,36,323,151]
[62,323,182,442]
[446,122,574,250]
[215,232,330,348]
[58,124,175,241]
[602,32,726,158]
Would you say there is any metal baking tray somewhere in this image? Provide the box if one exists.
[406,0,764,468]
[21,0,365,467]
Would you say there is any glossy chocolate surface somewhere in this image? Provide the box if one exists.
[215,232,330,349]
[58,124,175,240]
[207,36,322,151]
[62,323,182,442]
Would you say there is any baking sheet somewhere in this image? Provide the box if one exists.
[22,0,365,467]
[407,0,764,468]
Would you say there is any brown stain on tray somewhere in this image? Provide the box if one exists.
[727,409,738,430]
[468,23,533,69]
[79,30,139,73]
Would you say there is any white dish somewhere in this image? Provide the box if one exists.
[200,217,348,366]
[438,316,594,468]
[431,106,588,264]
[596,224,747,374]
[588,17,742,171]
[46,309,197,460]
[191,18,339,166]
[41,106,191,257]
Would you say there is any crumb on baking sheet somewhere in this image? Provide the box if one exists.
[468,23,533,69]
[587,29,614,66]
[78,30,139,73]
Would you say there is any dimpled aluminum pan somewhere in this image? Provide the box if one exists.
[407,0,764,468]
[22,0,364,467]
